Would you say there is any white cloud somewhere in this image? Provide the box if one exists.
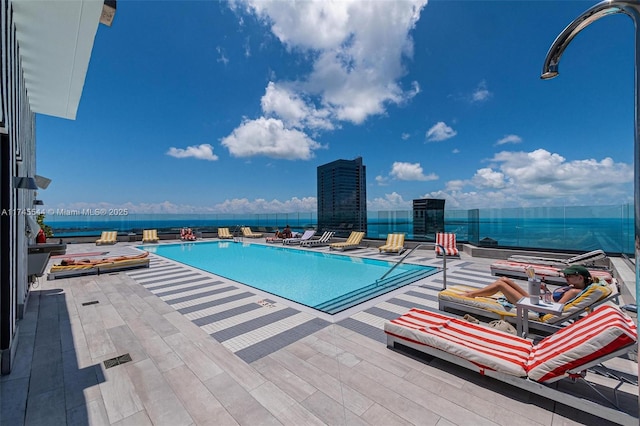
[51,197,318,215]
[166,144,219,161]
[401,133,411,140]
[389,161,438,181]
[471,80,491,102]
[212,196,317,213]
[223,0,428,159]
[472,167,508,189]
[216,46,229,65]
[496,134,522,145]
[367,192,411,211]
[375,175,389,186]
[261,82,334,130]
[426,121,457,142]
[423,149,633,208]
[220,117,325,160]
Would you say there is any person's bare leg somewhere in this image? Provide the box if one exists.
[463,277,528,304]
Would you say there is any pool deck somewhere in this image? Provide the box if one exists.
[1,238,638,425]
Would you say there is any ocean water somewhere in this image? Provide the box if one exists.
[44,210,635,255]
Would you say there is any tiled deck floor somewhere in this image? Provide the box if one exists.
[1,240,638,425]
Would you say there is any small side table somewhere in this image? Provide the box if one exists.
[516,297,565,337]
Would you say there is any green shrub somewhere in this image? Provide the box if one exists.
[36,214,54,237]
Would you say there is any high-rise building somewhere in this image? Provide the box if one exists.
[413,198,445,241]
[317,157,367,235]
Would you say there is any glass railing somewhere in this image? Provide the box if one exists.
[43,204,634,255]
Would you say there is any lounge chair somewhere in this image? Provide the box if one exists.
[329,231,365,251]
[283,229,316,245]
[438,279,619,334]
[300,231,335,247]
[490,259,612,285]
[95,231,118,245]
[142,229,159,243]
[241,227,263,238]
[435,232,459,257]
[180,228,197,241]
[385,305,638,426]
[508,249,607,267]
[378,233,405,254]
[48,252,150,280]
[217,227,233,239]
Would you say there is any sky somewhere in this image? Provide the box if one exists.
[35,0,635,214]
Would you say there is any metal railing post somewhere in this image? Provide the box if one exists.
[435,243,447,289]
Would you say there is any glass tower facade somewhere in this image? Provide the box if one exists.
[317,157,367,235]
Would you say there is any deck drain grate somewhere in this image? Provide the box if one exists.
[103,353,132,369]
[81,300,100,306]
[257,299,276,308]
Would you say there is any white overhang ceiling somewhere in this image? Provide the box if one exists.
[11,0,104,120]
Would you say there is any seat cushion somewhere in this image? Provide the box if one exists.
[527,305,637,383]
[541,282,613,324]
[385,308,532,376]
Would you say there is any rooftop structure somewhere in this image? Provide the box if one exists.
[1,0,115,375]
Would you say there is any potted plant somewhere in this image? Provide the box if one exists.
[36,213,53,242]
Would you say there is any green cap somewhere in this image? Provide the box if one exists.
[561,265,591,280]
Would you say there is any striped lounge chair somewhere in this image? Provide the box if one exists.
[142,229,159,243]
[435,232,459,257]
[385,305,638,425]
[378,233,405,254]
[48,252,150,280]
[507,249,607,267]
[300,231,335,247]
[438,279,619,334]
[95,231,118,245]
[490,259,612,285]
[283,229,316,245]
[329,231,365,251]
[217,227,233,239]
[241,227,263,238]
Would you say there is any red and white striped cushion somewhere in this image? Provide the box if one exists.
[527,305,637,383]
[385,308,532,376]
[490,260,613,283]
[435,233,459,256]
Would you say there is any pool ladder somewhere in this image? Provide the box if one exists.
[377,243,448,289]
[232,225,243,243]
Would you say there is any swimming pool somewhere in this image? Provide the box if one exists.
[139,241,438,314]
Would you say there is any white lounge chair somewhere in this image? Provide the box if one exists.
[490,259,613,285]
[283,230,316,245]
[508,249,607,267]
[300,231,334,247]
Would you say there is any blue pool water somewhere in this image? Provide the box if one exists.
[139,241,437,314]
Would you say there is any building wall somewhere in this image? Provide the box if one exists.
[1,0,37,375]
[317,157,367,235]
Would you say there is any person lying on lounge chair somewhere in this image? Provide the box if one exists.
[180,228,197,241]
[274,224,293,239]
[59,252,149,266]
[463,265,592,307]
